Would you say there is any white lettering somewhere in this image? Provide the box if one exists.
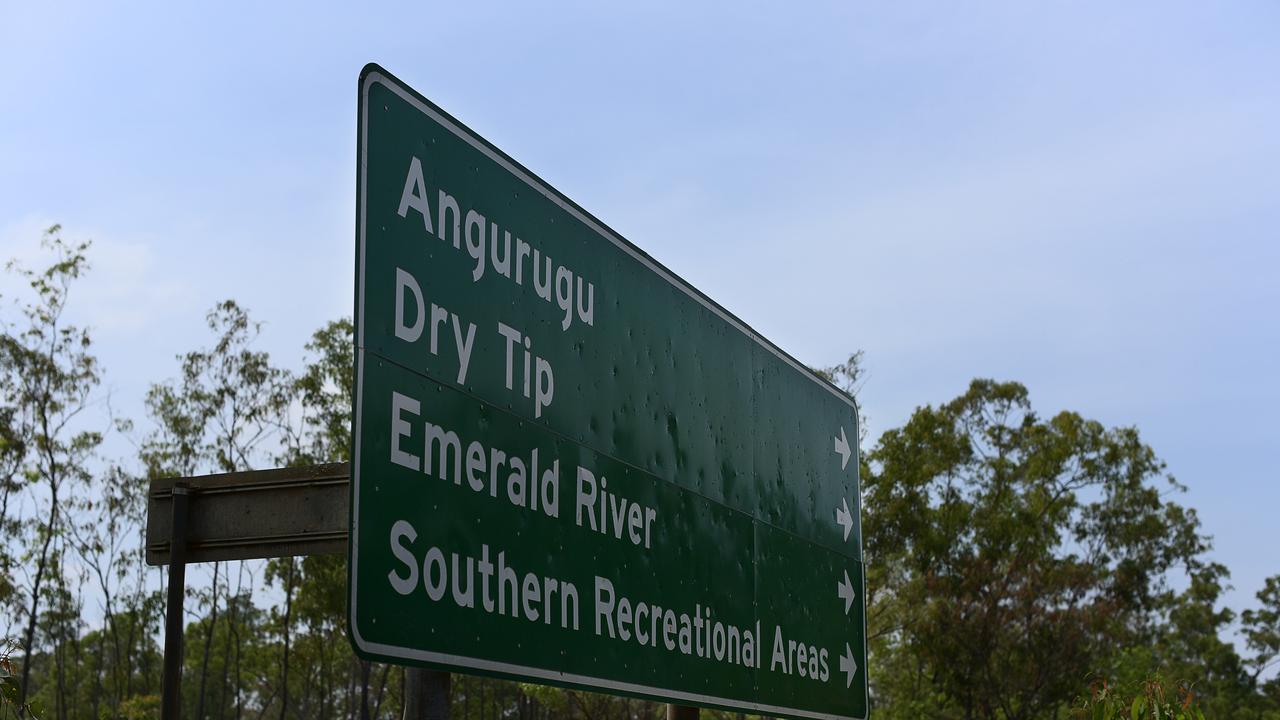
[396,157,434,233]
[394,268,425,344]
[390,392,420,471]
[387,520,418,594]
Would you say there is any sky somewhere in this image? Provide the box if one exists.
[1,2,1277,623]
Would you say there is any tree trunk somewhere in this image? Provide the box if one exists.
[279,559,296,720]
[360,660,372,720]
[233,561,246,720]
[68,611,83,720]
[17,486,58,704]
[372,664,392,720]
[196,562,222,720]
[345,659,357,720]
[54,630,66,720]
[219,580,237,720]
[91,621,106,720]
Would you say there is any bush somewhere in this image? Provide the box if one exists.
[1073,675,1206,720]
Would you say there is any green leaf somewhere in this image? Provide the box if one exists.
[0,675,20,704]
[1131,696,1145,720]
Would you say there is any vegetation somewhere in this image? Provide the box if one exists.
[1071,675,1207,720]
[2,230,1278,719]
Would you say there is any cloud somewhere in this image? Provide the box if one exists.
[0,215,195,339]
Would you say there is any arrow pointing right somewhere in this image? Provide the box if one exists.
[839,643,858,688]
[833,426,851,470]
[837,569,856,614]
[835,497,854,542]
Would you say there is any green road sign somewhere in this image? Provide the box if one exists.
[349,64,868,720]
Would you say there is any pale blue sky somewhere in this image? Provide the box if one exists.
[1,2,1277,621]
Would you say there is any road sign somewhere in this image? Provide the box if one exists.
[349,64,868,720]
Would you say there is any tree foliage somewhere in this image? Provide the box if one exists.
[2,233,1278,720]
[0,226,103,708]
[867,380,1197,716]
[854,376,1280,718]
[1071,675,1206,720]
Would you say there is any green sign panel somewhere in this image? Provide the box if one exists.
[349,64,868,720]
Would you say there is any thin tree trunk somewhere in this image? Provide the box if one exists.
[18,484,58,703]
[359,660,372,720]
[197,562,223,720]
[300,665,315,720]
[346,659,357,720]
[55,630,66,720]
[233,561,246,720]
[107,607,125,710]
[97,570,125,710]
[320,640,331,720]
[123,604,137,698]
[68,609,83,720]
[219,578,237,720]
[91,621,106,720]
[279,559,296,720]
[139,589,156,693]
[19,350,72,705]
[126,560,149,695]
[371,664,391,720]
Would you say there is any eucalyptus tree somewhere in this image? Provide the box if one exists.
[67,460,154,718]
[0,226,102,706]
[143,299,294,720]
[274,318,383,720]
[0,299,25,612]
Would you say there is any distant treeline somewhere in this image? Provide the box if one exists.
[1,227,1277,719]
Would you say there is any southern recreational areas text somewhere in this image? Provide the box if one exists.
[382,387,841,687]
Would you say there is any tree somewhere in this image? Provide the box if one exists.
[0,226,103,706]
[1141,562,1257,717]
[65,460,156,719]
[863,379,1213,719]
[815,350,869,445]
[143,299,294,720]
[278,318,401,720]
[0,300,26,610]
[1243,575,1280,709]
[288,318,354,467]
[142,299,293,478]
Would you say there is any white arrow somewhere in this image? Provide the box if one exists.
[833,426,852,470]
[835,497,854,542]
[839,643,858,688]
[837,568,856,614]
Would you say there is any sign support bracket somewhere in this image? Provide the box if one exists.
[149,464,697,720]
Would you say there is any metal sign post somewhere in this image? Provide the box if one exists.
[160,485,189,720]
[403,668,451,720]
[350,64,868,720]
